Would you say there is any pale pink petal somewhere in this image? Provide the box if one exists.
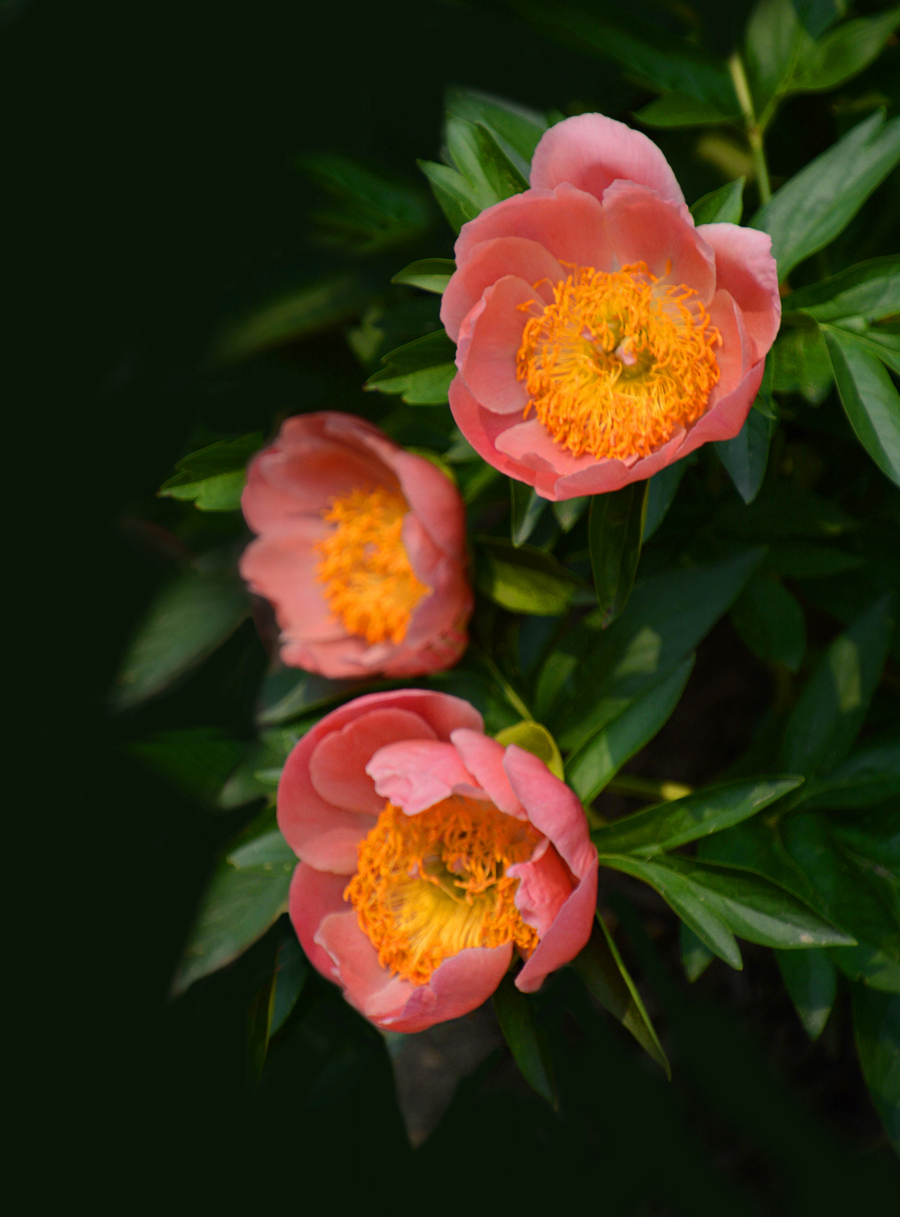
[366,740,484,814]
[239,526,346,644]
[402,556,472,649]
[383,945,514,1033]
[288,862,351,980]
[315,908,415,1016]
[515,857,599,993]
[308,708,438,814]
[507,837,574,936]
[448,729,527,817]
[454,183,613,272]
[441,237,564,342]
[393,451,468,560]
[552,429,688,498]
[530,112,684,206]
[448,375,536,483]
[456,277,537,414]
[698,222,781,362]
[401,512,443,587]
[503,745,596,879]
[602,182,715,302]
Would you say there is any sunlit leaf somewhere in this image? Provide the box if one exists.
[475,536,583,615]
[158,433,263,511]
[391,258,455,295]
[494,720,564,779]
[690,177,745,225]
[365,328,456,404]
[446,86,547,177]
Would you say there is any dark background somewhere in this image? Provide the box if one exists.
[15,0,898,1204]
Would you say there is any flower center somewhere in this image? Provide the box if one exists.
[314,485,429,645]
[345,796,541,985]
[516,262,721,461]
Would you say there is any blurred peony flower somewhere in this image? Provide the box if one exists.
[240,413,472,678]
[279,689,598,1032]
[442,112,780,500]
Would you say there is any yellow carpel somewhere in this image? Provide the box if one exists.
[315,485,428,645]
[345,796,542,985]
[516,261,721,460]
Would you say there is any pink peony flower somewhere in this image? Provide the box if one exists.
[239,413,473,678]
[278,689,599,1032]
[441,112,781,500]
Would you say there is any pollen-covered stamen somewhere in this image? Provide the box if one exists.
[345,796,542,985]
[314,485,429,646]
[516,261,721,461]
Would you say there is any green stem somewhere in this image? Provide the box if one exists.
[728,52,772,205]
[606,775,693,802]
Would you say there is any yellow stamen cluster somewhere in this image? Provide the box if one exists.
[516,262,721,460]
[345,796,541,985]
[315,485,428,645]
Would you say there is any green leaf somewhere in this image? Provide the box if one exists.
[781,594,896,774]
[549,548,764,748]
[173,829,295,995]
[209,274,368,364]
[600,852,855,959]
[417,160,481,232]
[269,934,309,1037]
[777,947,837,1040]
[112,563,250,710]
[126,727,246,804]
[510,481,549,546]
[772,319,834,403]
[751,110,900,278]
[690,177,745,225]
[365,328,456,404]
[391,258,455,295]
[573,915,670,1076]
[494,720,564,780]
[782,255,900,323]
[642,461,687,542]
[680,922,714,982]
[791,8,900,94]
[513,1,738,114]
[475,536,582,615]
[715,385,775,504]
[635,93,736,129]
[824,328,900,488]
[552,494,590,533]
[764,542,862,579]
[295,151,431,253]
[730,573,806,671]
[158,433,263,511]
[801,738,900,809]
[852,985,900,1153]
[780,812,900,992]
[492,973,557,1106]
[589,482,648,628]
[446,116,530,208]
[446,86,547,176]
[744,0,809,116]
[566,656,694,803]
[717,479,857,539]
[256,668,371,726]
[591,776,804,857]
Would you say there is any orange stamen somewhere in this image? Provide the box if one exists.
[516,261,721,460]
[345,796,541,985]
[314,485,428,645]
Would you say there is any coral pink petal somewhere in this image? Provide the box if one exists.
[449,375,545,484]
[515,857,599,993]
[315,909,415,1018]
[393,451,468,559]
[448,729,526,817]
[441,237,564,342]
[308,708,438,814]
[698,223,781,362]
[288,862,351,980]
[384,945,514,1033]
[246,442,395,531]
[239,528,346,644]
[503,745,596,878]
[279,634,379,679]
[457,277,539,414]
[366,740,483,814]
[552,429,688,498]
[507,837,574,937]
[530,112,684,206]
[679,359,765,457]
[602,182,715,301]
[454,183,612,272]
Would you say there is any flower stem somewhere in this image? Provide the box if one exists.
[728,52,772,205]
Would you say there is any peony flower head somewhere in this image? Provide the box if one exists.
[442,112,781,500]
[239,412,473,678]
[278,689,598,1032]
